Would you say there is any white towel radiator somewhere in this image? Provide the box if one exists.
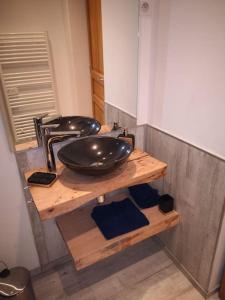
[0,32,58,143]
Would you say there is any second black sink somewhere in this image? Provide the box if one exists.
[45,116,101,137]
[58,136,132,175]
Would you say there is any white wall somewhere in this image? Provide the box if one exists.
[0,0,139,122]
[137,0,225,290]
[66,0,92,117]
[0,96,39,270]
[137,0,159,125]
[143,0,225,159]
[102,0,139,117]
[0,0,78,115]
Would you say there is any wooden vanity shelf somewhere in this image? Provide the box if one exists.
[25,147,181,269]
[25,149,168,220]
[56,193,180,270]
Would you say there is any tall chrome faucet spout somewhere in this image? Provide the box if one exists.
[40,124,60,172]
[33,113,49,147]
[33,114,62,147]
[37,115,101,171]
[40,124,79,172]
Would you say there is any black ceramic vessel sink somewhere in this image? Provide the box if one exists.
[45,116,101,137]
[57,136,132,175]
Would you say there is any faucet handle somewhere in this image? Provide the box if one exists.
[40,124,60,129]
[40,123,60,137]
[49,130,81,136]
[34,112,49,121]
[33,113,50,147]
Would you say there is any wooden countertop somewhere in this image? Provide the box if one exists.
[25,149,167,220]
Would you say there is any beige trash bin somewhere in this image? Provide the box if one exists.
[0,266,35,299]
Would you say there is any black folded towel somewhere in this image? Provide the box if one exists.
[91,198,149,240]
[129,183,160,208]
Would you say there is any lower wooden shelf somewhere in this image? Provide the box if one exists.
[56,194,181,270]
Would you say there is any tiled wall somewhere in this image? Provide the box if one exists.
[105,102,137,129]
[15,150,69,268]
[145,125,225,295]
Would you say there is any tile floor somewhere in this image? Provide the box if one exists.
[32,239,220,300]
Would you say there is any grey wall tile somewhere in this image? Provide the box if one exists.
[146,125,225,293]
[15,151,29,173]
[105,103,137,129]
[118,110,137,129]
[105,103,120,126]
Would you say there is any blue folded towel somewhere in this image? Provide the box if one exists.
[91,198,149,240]
[129,184,160,208]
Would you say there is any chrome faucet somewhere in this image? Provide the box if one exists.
[33,113,49,147]
[33,113,63,147]
[40,125,81,172]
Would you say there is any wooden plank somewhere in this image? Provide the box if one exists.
[93,80,104,98]
[56,194,180,270]
[87,1,104,73]
[93,94,104,111]
[87,0,105,123]
[15,139,38,152]
[98,124,111,134]
[220,271,225,300]
[25,149,167,220]
[93,100,104,125]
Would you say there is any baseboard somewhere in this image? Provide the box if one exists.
[30,255,72,278]
[152,236,211,298]
[30,239,220,298]
[165,247,210,298]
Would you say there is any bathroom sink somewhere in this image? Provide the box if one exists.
[57,136,132,175]
[45,116,101,137]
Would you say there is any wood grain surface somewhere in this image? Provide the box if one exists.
[57,193,180,270]
[25,149,167,220]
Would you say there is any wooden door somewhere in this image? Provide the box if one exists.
[220,271,225,300]
[87,0,105,124]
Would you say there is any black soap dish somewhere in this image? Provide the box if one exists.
[27,172,57,187]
